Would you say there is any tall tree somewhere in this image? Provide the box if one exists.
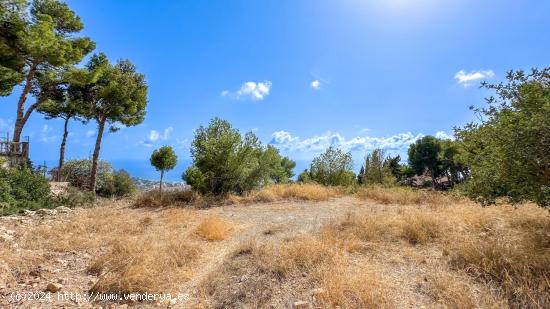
[0,0,27,96]
[150,146,178,195]
[362,148,395,185]
[408,136,442,185]
[37,70,87,180]
[72,53,147,193]
[0,0,94,142]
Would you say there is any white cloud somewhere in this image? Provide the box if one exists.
[311,80,321,90]
[148,130,161,142]
[176,138,189,149]
[221,81,272,101]
[455,70,495,87]
[270,130,424,155]
[435,131,454,140]
[148,127,173,142]
[86,130,95,138]
[40,124,57,143]
[141,126,173,147]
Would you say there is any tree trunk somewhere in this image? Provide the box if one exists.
[159,170,164,196]
[90,116,106,193]
[57,117,70,181]
[13,64,36,143]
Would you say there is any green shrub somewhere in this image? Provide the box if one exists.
[309,146,356,186]
[456,68,550,206]
[112,170,136,197]
[358,149,396,186]
[60,159,113,191]
[60,159,135,197]
[57,186,96,206]
[183,118,295,194]
[0,167,54,215]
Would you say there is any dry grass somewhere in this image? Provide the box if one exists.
[3,185,548,308]
[195,217,233,241]
[134,184,343,209]
[201,235,392,308]
[355,185,463,205]
[424,271,506,309]
[15,201,205,298]
[134,189,201,208]
[88,236,200,295]
[230,183,344,204]
[326,201,550,308]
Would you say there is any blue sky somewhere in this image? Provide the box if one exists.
[1,0,549,180]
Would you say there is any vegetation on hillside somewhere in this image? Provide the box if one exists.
[299,146,355,186]
[59,159,135,197]
[456,68,550,206]
[183,118,295,194]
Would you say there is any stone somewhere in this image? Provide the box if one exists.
[23,209,35,216]
[310,288,325,296]
[45,282,63,293]
[293,301,310,309]
[56,206,71,213]
[0,233,14,242]
[36,209,57,216]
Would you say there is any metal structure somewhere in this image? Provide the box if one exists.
[0,132,30,166]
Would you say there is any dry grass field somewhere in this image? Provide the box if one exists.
[0,184,548,308]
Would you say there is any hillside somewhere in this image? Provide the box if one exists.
[1,187,548,308]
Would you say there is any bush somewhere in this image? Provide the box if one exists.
[183,118,295,194]
[56,186,96,206]
[59,159,113,191]
[309,146,356,186]
[134,189,200,208]
[456,68,550,206]
[60,159,135,197]
[357,149,396,185]
[97,169,136,197]
[0,167,54,215]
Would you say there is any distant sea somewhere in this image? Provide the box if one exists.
[35,159,329,182]
[110,159,312,182]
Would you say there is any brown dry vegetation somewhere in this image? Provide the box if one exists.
[355,185,465,205]
[133,189,202,208]
[323,201,550,308]
[1,185,549,308]
[195,217,233,241]
[200,236,391,308]
[229,183,344,204]
[0,200,228,306]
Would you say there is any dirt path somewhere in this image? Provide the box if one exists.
[179,196,364,304]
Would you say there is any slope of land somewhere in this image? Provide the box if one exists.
[0,192,548,308]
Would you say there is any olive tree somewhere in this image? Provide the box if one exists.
[150,146,177,194]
